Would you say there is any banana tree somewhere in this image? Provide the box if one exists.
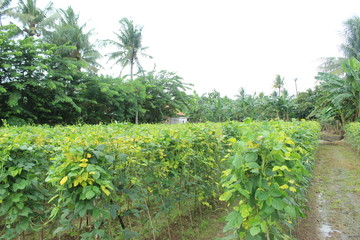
[315,57,360,125]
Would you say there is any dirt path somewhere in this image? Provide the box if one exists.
[295,138,360,239]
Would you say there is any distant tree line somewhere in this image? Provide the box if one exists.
[0,0,359,126]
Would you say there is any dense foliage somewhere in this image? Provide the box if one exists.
[0,122,226,239]
[314,57,360,126]
[0,0,341,126]
[0,121,320,239]
[0,25,191,125]
[0,21,317,125]
[315,16,360,127]
[345,122,360,151]
[220,120,320,239]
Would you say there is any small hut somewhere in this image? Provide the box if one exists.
[168,112,189,124]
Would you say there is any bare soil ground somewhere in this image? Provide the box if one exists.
[294,135,360,240]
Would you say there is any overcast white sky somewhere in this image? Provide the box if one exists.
[22,1,360,97]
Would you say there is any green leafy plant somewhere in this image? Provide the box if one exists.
[219,120,320,239]
[345,122,360,151]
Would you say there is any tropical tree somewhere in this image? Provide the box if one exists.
[9,0,58,37]
[138,70,192,123]
[341,16,360,60]
[319,16,360,75]
[318,57,346,75]
[273,74,285,96]
[0,24,85,125]
[233,88,259,121]
[0,0,12,26]
[44,7,101,72]
[293,88,317,120]
[186,90,235,122]
[314,57,360,125]
[105,17,152,79]
[266,90,295,121]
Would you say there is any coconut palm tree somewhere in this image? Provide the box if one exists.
[318,57,346,76]
[273,74,285,96]
[44,7,101,71]
[9,0,58,37]
[319,16,360,75]
[0,0,12,26]
[341,16,360,60]
[105,17,152,79]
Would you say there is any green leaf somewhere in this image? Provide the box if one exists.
[92,208,101,219]
[19,207,31,217]
[232,154,242,169]
[250,226,260,236]
[8,92,21,107]
[260,221,267,233]
[272,198,284,210]
[248,216,261,227]
[0,86,6,93]
[16,202,24,209]
[272,152,284,162]
[49,206,59,220]
[85,190,96,200]
[224,211,243,231]
[285,205,296,218]
[92,186,101,195]
[255,190,269,201]
[248,162,260,169]
[16,221,29,232]
[13,179,29,191]
[12,194,21,202]
[220,190,233,202]
[10,168,21,177]
[244,152,257,162]
[92,171,100,179]
[239,204,252,218]
[237,187,250,199]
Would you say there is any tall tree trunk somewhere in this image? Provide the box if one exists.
[357,95,360,120]
[135,107,139,125]
[130,61,134,80]
[340,112,346,128]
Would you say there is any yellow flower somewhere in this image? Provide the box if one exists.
[289,187,297,192]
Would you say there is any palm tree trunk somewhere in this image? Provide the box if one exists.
[130,61,134,80]
[135,108,139,125]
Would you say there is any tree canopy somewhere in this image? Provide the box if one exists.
[1,2,359,126]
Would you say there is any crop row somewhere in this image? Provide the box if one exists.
[220,120,320,239]
[345,122,360,151]
[0,123,228,239]
[0,121,320,239]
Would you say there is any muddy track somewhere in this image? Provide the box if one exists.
[295,137,360,240]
